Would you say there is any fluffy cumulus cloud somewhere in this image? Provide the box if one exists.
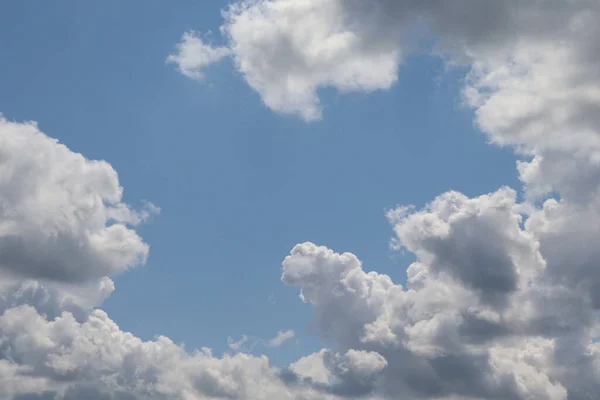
[169,0,402,120]
[0,117,153,284]
[3,0,600,399]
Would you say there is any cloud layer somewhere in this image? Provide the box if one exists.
[2,0,600,398]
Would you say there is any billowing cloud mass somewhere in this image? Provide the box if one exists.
[2,0,600,398]
[0,117,153,284]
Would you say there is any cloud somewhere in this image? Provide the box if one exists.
[284,348,388,397]
[170,0,401,120]
[227,334,250,351]
[220,0,401,121]
[0,305,284,400]
[265,329,295,348]
[281,230,572,399]
[4,0,600,398]
[227,329,295,352]
[167,31,231,80]
[0,116,153,284]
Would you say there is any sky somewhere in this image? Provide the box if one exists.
[0,1,599,400]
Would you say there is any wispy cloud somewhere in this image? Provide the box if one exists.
[227,329,295,352]
[167,31,231,80]
[265,329,295,348]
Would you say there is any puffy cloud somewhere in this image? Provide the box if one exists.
[169,0,402,120]
[282,226,585,399]
[282,242,394,349]
[277,164,600,400]
[220,0,401,120]
[0,302,381,400]
[0,305,279,400]
[0,117,154,284]
[387,188,543,307]
[284,348,388,398]
[0,276,115,322]
[167,32,231,80]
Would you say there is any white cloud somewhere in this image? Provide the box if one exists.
[169,0,401,120]
[227,329,295,352]
[220,0,401,120]
[266,329,295,348]
[167,31,231,80]
[0,301,378,399]
[281,227,576,399]
[4,0,600,398]
[0,116,152,284]
[227,334,250,351]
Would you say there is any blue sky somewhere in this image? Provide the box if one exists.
[0,0,520,366]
